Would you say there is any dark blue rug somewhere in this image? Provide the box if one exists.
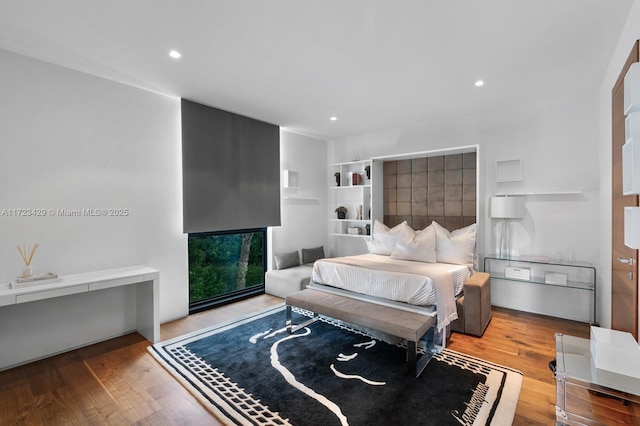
[149,305,521,425]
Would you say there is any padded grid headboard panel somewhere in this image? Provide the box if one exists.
[383,152,476,232]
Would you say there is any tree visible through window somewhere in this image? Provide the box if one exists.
[188,229,266,311]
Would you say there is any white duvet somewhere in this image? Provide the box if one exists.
[311,253,471,331]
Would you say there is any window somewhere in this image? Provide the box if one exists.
[188,228,266,313]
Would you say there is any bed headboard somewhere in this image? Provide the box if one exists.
[382,152,476,232]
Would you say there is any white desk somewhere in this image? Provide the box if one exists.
[0,266,159,370]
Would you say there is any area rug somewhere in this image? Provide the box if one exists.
[149,305,522,425]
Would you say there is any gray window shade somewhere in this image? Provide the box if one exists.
[182,99,281,233]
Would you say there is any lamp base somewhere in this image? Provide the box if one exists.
[498,218,512,258]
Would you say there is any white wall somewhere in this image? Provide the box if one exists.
[331,93,601,322]
[0,49,188,328]
[0,49,332,348]
[598,1,640,330]
[270,130,328,266]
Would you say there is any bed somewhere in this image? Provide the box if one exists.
[310,253,470,331]
[307,220,490,338]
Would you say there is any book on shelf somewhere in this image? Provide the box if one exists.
[10,273,61,289]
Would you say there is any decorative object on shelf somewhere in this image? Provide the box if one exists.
[589,327,640,394]
[335,206,348,219]
[351,172,361,186]
[356,205,363,220]
[347,227,363,235]
[10,272,60,289]
[17,243,38,278]
[334,172,341,187]
[365,224,371,235]
[365,165,370,179]
[490,196,525,257]
[566,249,575,262]
[504,266,531,280]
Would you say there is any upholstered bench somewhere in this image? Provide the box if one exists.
[450,272,491,337]
[285,288,437,377]
[265,265,313,299]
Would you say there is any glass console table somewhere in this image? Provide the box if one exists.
[554,333,640,425]
[484,255,596,324]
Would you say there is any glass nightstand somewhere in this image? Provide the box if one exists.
[554,333,640,425]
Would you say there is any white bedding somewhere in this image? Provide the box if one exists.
[311,253,471,331]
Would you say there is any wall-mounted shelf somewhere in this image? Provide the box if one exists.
[283,192,320,205]
[282,184,319,202]
[330,184,372,190]
[495,190,583,196]
[329,233,371,239]
[330,219,371,238]
[283,196,319,201]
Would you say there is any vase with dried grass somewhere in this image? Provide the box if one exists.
[17,244,38,278]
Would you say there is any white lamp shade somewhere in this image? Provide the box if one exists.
[625,63,640,115]
[490,196,525,219]
[625,206,640,249]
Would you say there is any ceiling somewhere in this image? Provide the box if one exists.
[0,1,634,140]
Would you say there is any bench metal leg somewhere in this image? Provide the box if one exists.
[407,340,434,378]
[409,325,439,378]
[286,305,319,334]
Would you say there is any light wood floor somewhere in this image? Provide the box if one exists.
[0,294,592,425]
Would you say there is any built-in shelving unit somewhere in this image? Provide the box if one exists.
[330,160,372,239]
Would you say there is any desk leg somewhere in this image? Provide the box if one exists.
[136,278,159,343]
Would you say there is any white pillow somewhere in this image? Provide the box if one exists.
[391,223,437,263]
[433,221,477,266]
[370,220,407,255]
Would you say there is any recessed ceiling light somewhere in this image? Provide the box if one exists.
[330,116,338,121]
[169,50,182,59]
[474,80,484,87]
